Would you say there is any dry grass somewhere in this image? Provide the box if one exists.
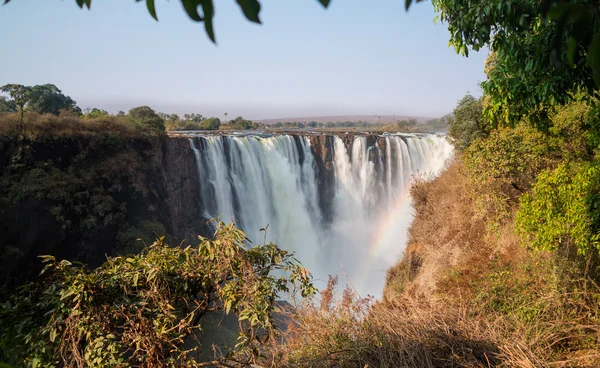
[265,260,600,368]
[297,156,600,368]
[0,112,143,137]
[384,159,491,300]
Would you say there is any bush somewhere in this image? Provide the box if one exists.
[448,94,489,150]
[0,222,315,367]
[128,106,166,135]
[465,124,560,226]
[516,161,600,262]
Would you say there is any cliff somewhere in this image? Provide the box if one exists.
[0,135,210,290]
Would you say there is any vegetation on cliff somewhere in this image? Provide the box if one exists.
[0,222,315,367]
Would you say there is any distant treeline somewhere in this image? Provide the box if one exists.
[1,83,451,134]
[267,115,451,132]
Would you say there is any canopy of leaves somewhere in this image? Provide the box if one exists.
[0,83,81,116]
[516,161,600,259]
[0,221,315,367]
[226,116,257,130]
[27,84,81,115]
[433,0,600,127]
[128,105,166,135]
[83,108,109,119]
[448,94,487,150]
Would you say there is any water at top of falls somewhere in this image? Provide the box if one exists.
[189,133,453,298]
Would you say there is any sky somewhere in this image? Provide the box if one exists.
[0,0,488,120]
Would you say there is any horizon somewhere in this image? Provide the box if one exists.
[0,0,488,120]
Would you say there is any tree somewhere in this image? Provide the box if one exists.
[128,105,166,135]
[432,0,600,127]
[83,108,109,119]
[117,110,125,116]
[27,83,81,115]
[0,222,315,367]
[448,94,487,150]
[199,117,221,130]
[0,84,31,131]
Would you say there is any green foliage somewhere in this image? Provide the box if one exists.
[223,116,258,130]
[549,98,600,159]
[448,94,487,150]
[199,117,221,130]
[0,96,17,113]
[516,161,600,258]
[433,0,600,127]
[1,83,81,133]
[83,108,109,120]
[465,124,559,224]
[26,84,81,116]
[166,115,221,131]
[0,222,315,367]
[128,105,166,135]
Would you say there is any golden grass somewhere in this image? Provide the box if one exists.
[267,158,600,367]
[0,112,142,137]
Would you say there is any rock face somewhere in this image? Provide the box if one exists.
[0,135,210,290]
[308,135,336,223]
[158,137,211,241]
[307,133,381,223]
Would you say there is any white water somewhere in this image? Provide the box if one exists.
[190,133,453,297]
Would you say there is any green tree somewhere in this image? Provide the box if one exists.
[27,83,81,115]
[83,108,109,119]
[448,94,487,150]
[433,0,600,127]
[516,161,600,262]
[0,83,31,131]
[128,105,166,135]
[0,222,315,367]
[199,117,221,130]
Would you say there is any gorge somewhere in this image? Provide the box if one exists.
[0,132,452,297]
[187,132,453,296]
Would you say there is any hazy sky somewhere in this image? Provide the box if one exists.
[0,0,488,119]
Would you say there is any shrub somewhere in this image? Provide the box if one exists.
[465,124,560,226]
[516,161,600,262]
[128,106,166,135]
[448,94,489,150]
[0,222,315,367]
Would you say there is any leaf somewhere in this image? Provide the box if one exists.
[201,0,216,43]
[146,0,158,21]
[75,0,92,9]
[236,0,261,24]
[405,0,412,11]
[566,37,577,65]
[133,273,139,287]
[182,0,204,22]
[317,0,330,7]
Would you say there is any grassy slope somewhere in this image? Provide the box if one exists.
[267,158,600,367]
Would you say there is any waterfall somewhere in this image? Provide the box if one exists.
[189,133,453,297]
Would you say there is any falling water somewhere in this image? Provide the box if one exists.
[189,133,453,297]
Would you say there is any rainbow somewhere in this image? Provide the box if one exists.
[352,187,415,297]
